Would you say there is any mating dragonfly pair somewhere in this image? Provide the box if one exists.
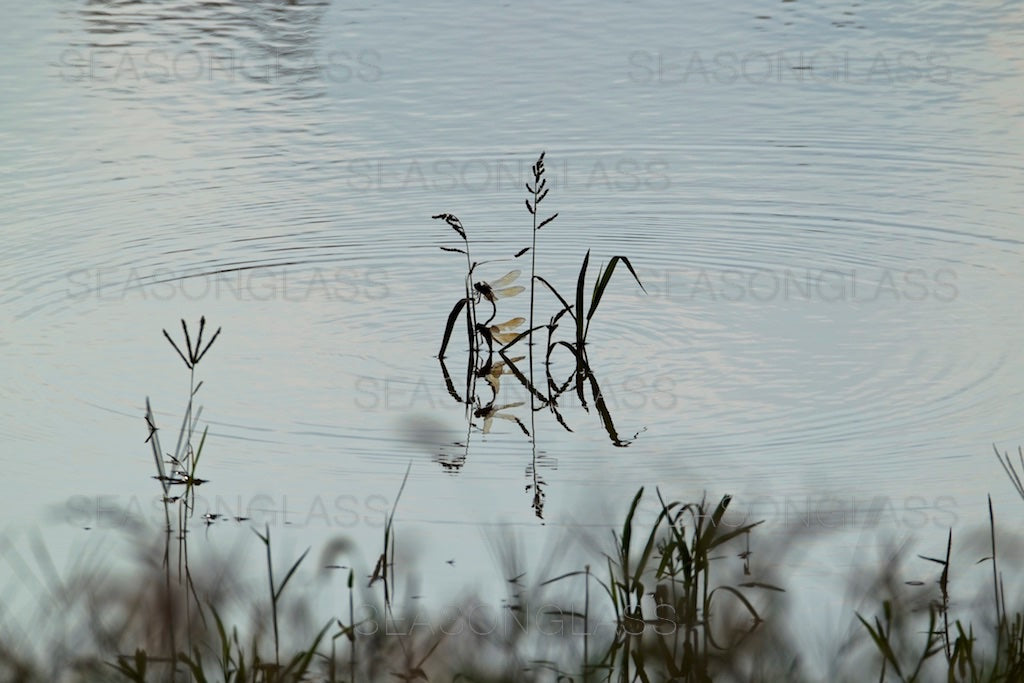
[471,269,530,436]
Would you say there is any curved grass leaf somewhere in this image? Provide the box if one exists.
[585,255,647,327]
[439,297,469,358]
[587,367,634,447]
[144,398,168,495]
[496,349,547,403]
[534,275,574,321]
[575,250,590,351]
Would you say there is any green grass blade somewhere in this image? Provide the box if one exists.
[631,504,669,591]
[857,612,904,679]
[708,520,763,550]
[587,369,632,447]
[494,324,546,352]
[620,488,645,579]
[496,349,547,402]
[282,620,332,678]
[590,260,606,317]
[585,255,647,324]
[145,398,168,494]
[575,250,590,348]
[696,495,733,557]
[190,425,209,479]
[533,275,574,321]
[737,580,785,592]
[539,570,588,586]
[439,297,469,358]
[274,546,311,602]
[438,356,462,402]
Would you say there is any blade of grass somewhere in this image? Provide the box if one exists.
[145,398,168,494]
[439,297,469,358]
[575,250,590,352]
[584,255,646,339]
[533,275,575,320]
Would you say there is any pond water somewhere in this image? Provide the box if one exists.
[3,0,1024,669]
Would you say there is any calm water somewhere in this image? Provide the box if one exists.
[3,0,1024,661]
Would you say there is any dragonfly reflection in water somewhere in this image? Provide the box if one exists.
[473,400,529,436]
[484,355,524,396]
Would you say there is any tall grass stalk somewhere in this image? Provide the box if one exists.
[370,461,412,613]
[524,152,558,401]
[253,524,312,670]
[433,213,480,404]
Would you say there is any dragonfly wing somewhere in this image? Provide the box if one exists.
[492,317,526,331]
[495,285,525,299]
[489,270,521,289]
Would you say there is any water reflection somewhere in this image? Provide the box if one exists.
[66,0,360,96]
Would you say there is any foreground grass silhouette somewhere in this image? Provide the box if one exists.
[4,469,1024,682]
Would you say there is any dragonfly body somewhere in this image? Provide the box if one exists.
[474,270,524,303]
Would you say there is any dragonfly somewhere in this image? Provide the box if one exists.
[475,318,525,379]
[474,400,529,436]
[473,270,524,303]
[484,354,525,395]
[480,317,526,346]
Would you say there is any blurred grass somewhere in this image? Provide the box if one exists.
[5,469,1024,682]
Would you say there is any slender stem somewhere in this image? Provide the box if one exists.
[989,496,1001,628]
[163,511,176,671]
[349,568,356,683]
[464,243,478,405]
[528,184,538,407]
[464,275,475,406]
[528,175,542,520]
[701,506,710,671]
[584,564,590,681]
[186,366,196,515]
[186,366,195,473]
[265,526,280,667]
[466,242,481,403]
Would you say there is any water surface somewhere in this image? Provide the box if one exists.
[3,0,1024,656]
